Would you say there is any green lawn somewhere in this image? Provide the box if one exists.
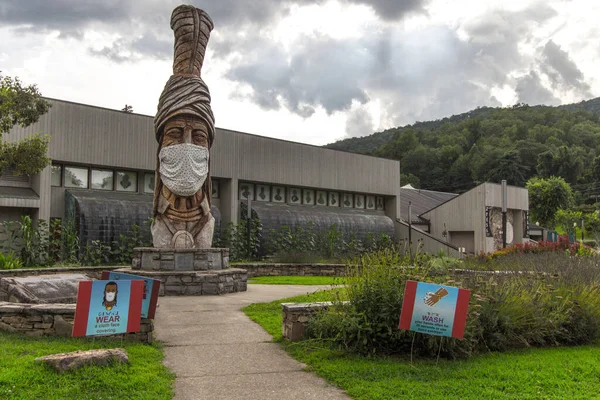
[248,275,346,286]
[0,332,174,400]
[243,289,600,400]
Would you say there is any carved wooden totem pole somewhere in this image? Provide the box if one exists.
[152,5,215,249]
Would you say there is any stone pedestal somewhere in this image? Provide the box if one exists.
[130,247,246,296]
[132,248,229,271]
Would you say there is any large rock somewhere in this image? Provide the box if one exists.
[0,274,89,303]
[35,348,129,372]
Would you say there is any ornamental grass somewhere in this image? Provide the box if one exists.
[306,249,600,359]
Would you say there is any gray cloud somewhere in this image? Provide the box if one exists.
[515,71,560,106]
[227,34,371,116]
[89,32,172,63]
[223,3,558,134]
[344,0,427,20]
[0,0,144,37]
[3,0,589,138]
[540,40,591,96]
[345,106,375,138]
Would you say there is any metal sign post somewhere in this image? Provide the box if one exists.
[408,201,412,261]
[247,196,252,259]
[501,180,507,248]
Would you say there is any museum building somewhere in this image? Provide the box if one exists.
[0,98,401,248]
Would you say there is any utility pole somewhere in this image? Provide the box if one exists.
[502,180,507,248]
[247,196,252,259]
[408,201,412,261]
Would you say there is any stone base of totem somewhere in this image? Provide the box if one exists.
[129,248,247,296]
[132,247,230,271]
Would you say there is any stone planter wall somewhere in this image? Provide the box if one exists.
[115,267,248,296]
[0,266,121,280]
[238,263,347,278]
[282,301,348,341]
[0,302,153,343]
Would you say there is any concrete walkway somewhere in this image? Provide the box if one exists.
[154,284,350,400]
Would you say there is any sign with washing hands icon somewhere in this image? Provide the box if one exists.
[399,281,470,339]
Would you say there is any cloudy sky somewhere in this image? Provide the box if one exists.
[1,0,598,145]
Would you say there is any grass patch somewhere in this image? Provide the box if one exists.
[248,276,346,286]
[0,332,174,399]
[243,289,600,399]
[287,342,600,400]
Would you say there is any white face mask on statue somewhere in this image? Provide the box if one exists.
[159,143,209,197]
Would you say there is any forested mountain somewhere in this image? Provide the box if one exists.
[326,99,600,200]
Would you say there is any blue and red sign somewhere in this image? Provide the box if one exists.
[72,280,144,337]
[101,271,160,319]
[399,280,470,339]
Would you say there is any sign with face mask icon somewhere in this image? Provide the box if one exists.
[72,280,144,337]
[398,281,470,339]
[101,271,160,319]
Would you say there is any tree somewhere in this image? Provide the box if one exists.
[526,176,574,228]
[485,150,527,186]
[0,72,51,138]
[586,211,600,245]
[554,209,583,238]
[121,104,133,113]
[0,72,52,175]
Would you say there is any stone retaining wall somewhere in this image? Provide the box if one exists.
[0,302,153,343]
[115,267,248,296]
[0,266,121,280]
[282,302,348,341]
[238,263,346,278]
[0,263,347,280]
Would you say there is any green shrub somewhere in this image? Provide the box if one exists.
[223,218,262,262]
[307,249,600,359]
[0,252,23,269]
[110,223,151,265]
[19,216,50,266]
[82,240,112,266]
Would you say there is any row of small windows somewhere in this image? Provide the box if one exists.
[51,164,222,199]
[51,164,155,193]
[238,182,385,210]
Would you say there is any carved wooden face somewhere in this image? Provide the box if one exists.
[162,115,209,148]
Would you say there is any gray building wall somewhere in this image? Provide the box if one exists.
[4,98,401,226]
[422,183,529,254]
[396,221,462,258]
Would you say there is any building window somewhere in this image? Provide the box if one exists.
[354,194,365,209]
[288,188,302,204]
[272,186,285,203]
[144,173,155,194]
[51,165,62,187]
[342,193,353,208]
[256,184,270,202]
[91,169,114,190]
[239,182,254,200]
[316,191,327,206]
[64,166,89,188]
[328,192,339,207]
[366,195,376,210]
[116,171,137,192]
[211,179,219,198]
[303,189,314,205]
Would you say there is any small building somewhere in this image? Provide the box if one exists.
[410,183,529,254]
